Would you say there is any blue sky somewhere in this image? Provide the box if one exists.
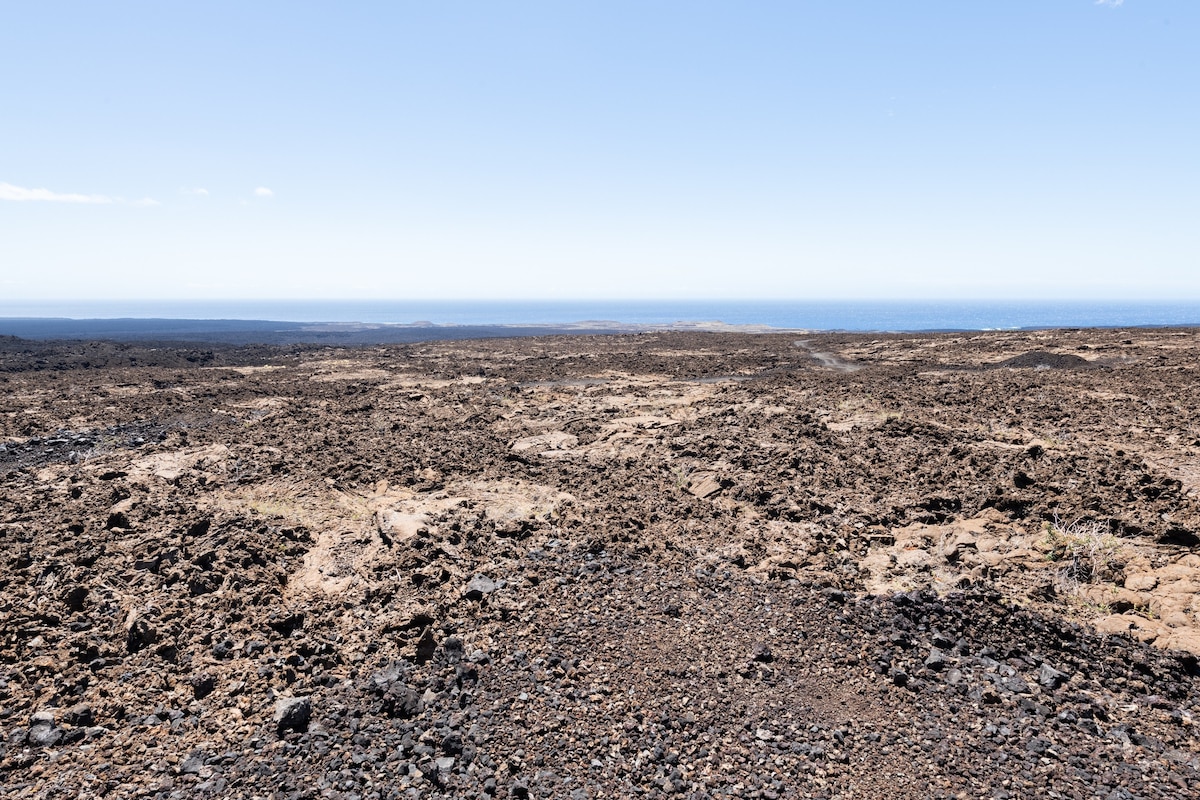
[1,1,1196,301]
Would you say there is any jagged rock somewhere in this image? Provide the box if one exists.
[1038,663,1069,690]
[273,696,312,734]
[414,628,437,664]
[63,704,94,727]
[190,673,217,700]
[441,732,463,754]
[126,618,157,653]
[924,648,949,671]
[188,573,222,596]
[62,585,89,611]
[379,682,422,719]
[179,756,205,775]
[750,642,774,663]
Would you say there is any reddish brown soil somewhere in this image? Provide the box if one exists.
[2,329,1199,799]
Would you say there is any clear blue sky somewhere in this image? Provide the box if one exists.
[1,1,1196,301]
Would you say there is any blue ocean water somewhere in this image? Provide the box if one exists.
[2,299,1199,332]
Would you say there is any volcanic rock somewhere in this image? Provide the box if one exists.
[3,329,1200,798]
[273,696,312,734]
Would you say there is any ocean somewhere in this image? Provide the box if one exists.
[1,299,1199,332]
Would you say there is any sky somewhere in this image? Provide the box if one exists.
[1,1,1197,301]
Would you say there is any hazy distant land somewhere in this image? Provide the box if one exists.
[0,316,792,345]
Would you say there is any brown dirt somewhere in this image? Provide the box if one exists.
[2,328,1200,798]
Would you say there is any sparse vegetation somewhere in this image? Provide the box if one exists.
[1042,516,1123,592]
[247,498,295,518]
[670,463,692,490]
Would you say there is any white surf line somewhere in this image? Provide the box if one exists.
[793,340,862,372]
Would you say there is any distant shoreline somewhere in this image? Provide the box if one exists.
[0,317,795,346]
[2,314,1200,346]
[3,299,1198,337]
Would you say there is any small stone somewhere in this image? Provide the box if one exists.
[30,711,56,726]
[126,619,157,654]
[821,587,846,604]
[191,674,217,700]
[1038,663,1069,690]
[1025,737,1052,754]
[924,648,949,671]
[931,631,956,649]
[273,696,312,734]
[1006,675,1031,694]
[750,643,774,663]
[444,636,464,655]
[188,573,224,597]
[27,724,63,748]
[415,628,437,664]
[371,661,407,688]
[465,574,497,600]
[435,756,455,771]
[442,732,464,755]
[382,685,422,719]
[686,475,724,499]
[179,756,205,774]
[63,703,94,727]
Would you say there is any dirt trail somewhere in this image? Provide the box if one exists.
[794,338,862,371]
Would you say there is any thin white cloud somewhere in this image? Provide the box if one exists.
[133,197,161,207]
[254,186,274,198]
[0,181,114,204]
[1095,0,1124,7]
[182,187,209,196]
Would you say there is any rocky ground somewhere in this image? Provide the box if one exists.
[2,328,1199,799]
